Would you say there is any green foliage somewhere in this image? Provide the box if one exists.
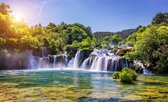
[113,67,138,83]
[116,28,137,39]
[48,39,59,54]
[65,37,94,55]
[94,28,136,39]
[112,35,122,44]
[93,34,123,49]
[152,12,168,26]
[126,26,146,46]
[20,34,41,50]
[119,70,132,83]
[94,32,115,37]
[126,25,168,74]
[126,33,137,46]
[102,43,109,49]
[121,67,138,81]
[154,44,168,74]
[112,72,120,79]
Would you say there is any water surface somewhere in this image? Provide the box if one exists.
[0,69,168,102]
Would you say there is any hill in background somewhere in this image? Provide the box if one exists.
[94,28,137,39]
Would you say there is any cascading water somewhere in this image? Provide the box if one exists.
[81,57,92,69]
[103,57,110,71]
[112,57,119,71]
[73,50,83,69]
[81,49,128,71]
[96,57,105,71]
[26,49,132,72]
[67,58,74,68]
[53,55,57,68]
[90,57,99,70]
[134,61,153,75]
[28,52,37,69]
[38,57,50,68]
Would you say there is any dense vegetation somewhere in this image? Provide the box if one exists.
[125,12,168,74]
[0,3,95,56]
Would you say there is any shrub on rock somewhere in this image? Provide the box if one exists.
[113,67,138,83]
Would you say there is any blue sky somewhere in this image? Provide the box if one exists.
[1,0,168,32]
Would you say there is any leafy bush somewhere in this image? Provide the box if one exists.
[112,72,120,79]
[113,67,138,83]
[119,71,132,83]
[120,67,138,82]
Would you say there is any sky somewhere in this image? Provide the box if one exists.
[1,0,168,32]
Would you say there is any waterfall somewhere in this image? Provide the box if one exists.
[96,57,105,71]
[89,50,125,71]
[126,59,128,67]
[38,57,49,68]
[81,58,92,69]
[90,57,98,70]
[73,50,83,69]
[53,55,57,68]
[134,61,153,75]
[67,58,74,68]
[143,68,153,75]
[28,52,37,69]
[103,57,110,71]
[25,49,143,73]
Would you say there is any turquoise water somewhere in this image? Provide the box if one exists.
[0,69,168,102]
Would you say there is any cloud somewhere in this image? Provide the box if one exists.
[38,0,48,16]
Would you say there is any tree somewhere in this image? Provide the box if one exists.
[0,3,11,15]
[5,38,18,50]
[0,12,14,38]
[152,12,168,25]
[110,35,122,45]
[20,34,41,50]
[48,39,59,54]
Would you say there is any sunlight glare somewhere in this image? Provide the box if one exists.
[14,13,23,22]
